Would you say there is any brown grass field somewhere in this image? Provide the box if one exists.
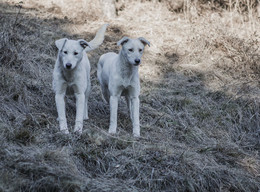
[0,0,260,191]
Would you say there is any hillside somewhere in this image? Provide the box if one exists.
[0,0,260,191]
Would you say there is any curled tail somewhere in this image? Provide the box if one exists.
[85,24,109,52]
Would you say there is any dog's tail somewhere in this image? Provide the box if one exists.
[85,24,109,52]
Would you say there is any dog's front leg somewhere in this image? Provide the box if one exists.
[109,95,119,134]
[74,93,85,134]
[55,93,69,134]
[131,96,140,137]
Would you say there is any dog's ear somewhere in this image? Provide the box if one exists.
[55,38,68,50]
[138,37,150,47]
[117,36,130,46]
[78,39,92,49]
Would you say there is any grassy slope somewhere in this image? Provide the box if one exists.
[0,1,260,191]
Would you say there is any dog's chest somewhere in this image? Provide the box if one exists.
[119,70,134,88]
[122,77,132,88]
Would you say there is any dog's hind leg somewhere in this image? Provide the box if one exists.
[84,79,91,120]
[125,95,133,121]
[103,85,110,103]
[100,83,110,103]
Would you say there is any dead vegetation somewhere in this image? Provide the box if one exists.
[0,0,260,191]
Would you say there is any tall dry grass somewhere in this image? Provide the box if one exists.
[0,1,260,192]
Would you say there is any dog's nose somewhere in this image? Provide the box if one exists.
[66,63,72,69]
[135,59,140,64]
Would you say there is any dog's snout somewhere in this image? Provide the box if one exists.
[135,59,140,64]
[66,63,72,69]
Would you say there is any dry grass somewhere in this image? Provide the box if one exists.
[0,0,260,191]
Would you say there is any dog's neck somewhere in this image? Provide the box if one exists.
[118,50,138,79]
[61,67,74,82]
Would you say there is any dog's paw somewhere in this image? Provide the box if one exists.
[74,128,82,134]
[59,121,69,134]
[133,128,140,137]
[83,115,89,121]
[74,121,83,134]
[108,127,117,135]
[60,128,69,134]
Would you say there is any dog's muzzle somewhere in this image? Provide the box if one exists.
[134,59,140,66]
[66,63,72,69]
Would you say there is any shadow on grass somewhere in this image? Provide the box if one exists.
[0,2,260,192]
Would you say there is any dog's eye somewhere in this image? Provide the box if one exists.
[74,52,78,55]
[139,49,143,52]
[63,51,68,54]
[128,48,133,52]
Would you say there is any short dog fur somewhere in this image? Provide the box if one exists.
[53,24,108,134]
[97,36,150,137]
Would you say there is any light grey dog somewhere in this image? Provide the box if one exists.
[97,37,150,137]
[53,24,108,134]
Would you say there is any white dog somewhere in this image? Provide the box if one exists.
[97,37,150,137]
[53,24,108,134]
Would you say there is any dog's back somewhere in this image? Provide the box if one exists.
[97,52,117,82]
[97,52,118,103]
[98,52,117,68]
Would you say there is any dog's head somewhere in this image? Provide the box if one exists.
[117,37,150,66]
[55,38,91,70]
